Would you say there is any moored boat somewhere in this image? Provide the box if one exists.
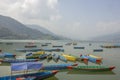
[52,54,60,63]
[42,63,78,70]
[59,55,67,63]
[61,54,77,62]
[0,59,39,63]
[69,66,115,72]
[0,62,58,80]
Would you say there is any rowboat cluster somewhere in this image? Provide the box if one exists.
[0,41,116,80]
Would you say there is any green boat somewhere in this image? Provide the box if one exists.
[70,66,115,72]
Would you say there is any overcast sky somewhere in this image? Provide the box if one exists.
[0,0,120,40]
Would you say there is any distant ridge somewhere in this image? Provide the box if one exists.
[92,32,120,42]
[0,15,67,40]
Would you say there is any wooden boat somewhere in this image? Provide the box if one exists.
[93,49,103,52]
[0,52,16,58]
[52,54,60,63]
[39,54,48,59]
[51,48,64,52]
[32,51,45,56]
[47,54,52,62]
[0,62,58,80]
[61,54,77,62]
[69,66,115,72]
[52,45,63,47]
[88,54,103,60]
[42,63,78,70]
[0,59,39,63]
[26,55,39,59]
[59,55,67,63]
[16,48,41,52]
[80,54,89,65]
[74,47,85,49]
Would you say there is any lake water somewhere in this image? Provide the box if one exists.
[0,40,120,80]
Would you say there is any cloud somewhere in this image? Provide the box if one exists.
[0,0,60,22]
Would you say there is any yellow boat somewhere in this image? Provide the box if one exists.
[32,51,45,56]
[88,54,103,60]
[61,54,77,62]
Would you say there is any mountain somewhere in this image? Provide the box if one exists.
[27,25,55,35]
[26,24,69,40]
[0,15,65,40]
[92,32,120,41]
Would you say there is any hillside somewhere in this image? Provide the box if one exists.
[92,32,120,41]
[0,15,64,40]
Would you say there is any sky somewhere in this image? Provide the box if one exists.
[0,0,120,40]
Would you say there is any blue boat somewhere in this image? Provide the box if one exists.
[42,63,78,70]
[1,59,39,63]
[47,54,52,62]
[16,48,41,52]
[39,54,48,59]
[0,62,58,80]
[80,54,88,64]
[0,52,16,58]
[52,54,60,63]
[59,55,67,63]
[93,49,103,52]
[74,47,85,49]
[80,54,102,64]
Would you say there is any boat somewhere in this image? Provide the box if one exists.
[82,54,102,64]
[69,66,115,72]
[24,42,37,48]
[32,51,45,56]
[59,55,67,63]
[16,48,41,52]
[93,49,103,52]
[61,54,77,62]
[52,54,60,63]
[26,55,39,59]
[52,45,63,47]
[39,53,48,60]
[80,54,89,64]
[74,47,85,49]
[88,54,103,60]
[0,52,16,58]
[0,62,58,80]
[47,54,52,62]
[42,63,78,70]
[51,48,64,52]
[0,59,39,63]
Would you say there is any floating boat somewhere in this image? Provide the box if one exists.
[32,51,45,56]
[80,55,102,64]
[80,55,89,64]
[26,55,39,59]
[74,47,85,49]
[24,45,37,48]
[0,59,39,63]
[101,45,120,48]
[93,49,103,52]
[0,52,16,58]
[41,44,48,47]
[42,63,78,70]
[39,54,48,59]
[0,62,58,80]
[47,54,52,62]
[16,48,41,52]
[51,48,64,52]
[69,66,115,72]
[59,55,67,63]
[52,45,63,47]
[61,54,77,62]
[52,54,60,63]
[88,54,103,60]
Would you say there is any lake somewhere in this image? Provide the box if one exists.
[0,40,120,80]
